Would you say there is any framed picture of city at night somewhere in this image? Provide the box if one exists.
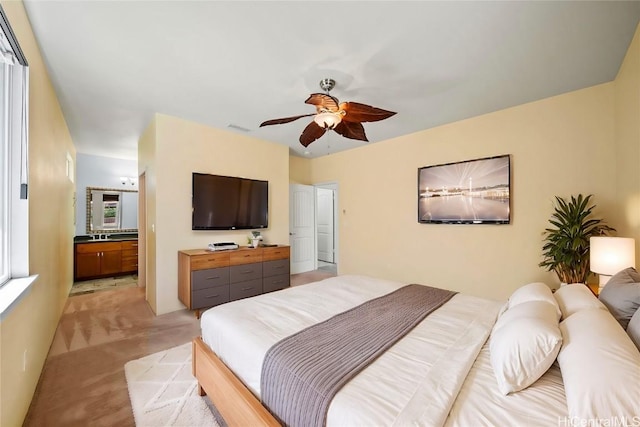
[418,154,510,224]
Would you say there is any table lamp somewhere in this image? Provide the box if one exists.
[590,237,636,292]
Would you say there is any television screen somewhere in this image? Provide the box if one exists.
[192,173,268,230]
[418,155,510,224]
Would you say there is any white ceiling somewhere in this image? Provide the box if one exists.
[21,1,640,160]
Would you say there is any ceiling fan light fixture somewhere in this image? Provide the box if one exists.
[313,112,341,129]
[260,77,396,147]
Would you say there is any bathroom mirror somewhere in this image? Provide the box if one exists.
[86,187,138,234]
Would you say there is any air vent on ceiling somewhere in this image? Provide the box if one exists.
[227,124,251,132]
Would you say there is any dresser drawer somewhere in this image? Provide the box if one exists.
[230,249,262,265]
[122,249,138,258]
[121,259,138,272]
[263,273,290,293]
[230,263,262,283]
[263,259,289,278]
[121,240,139,250]
[192,285,230,309]
[262,246,290,261]
[230,278,262,301]
[192,267,230,291]
[191,252,230,270]
[76,241,122,253]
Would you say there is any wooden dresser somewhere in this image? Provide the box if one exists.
[74,239,139,281]
[178,246,290,316]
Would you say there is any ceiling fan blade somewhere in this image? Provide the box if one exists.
[260,113,314,127]
[305,93,340,112]
[334,121,368,142]
[299,121,327,147]
[340,102,396,123]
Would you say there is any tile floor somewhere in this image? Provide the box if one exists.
[69,274,139,296]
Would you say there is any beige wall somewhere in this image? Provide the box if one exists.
[139,114,290,314]
[614,23,640,268]
[306,83,617,300]
[0,2,75,426]
[289,155,312,184]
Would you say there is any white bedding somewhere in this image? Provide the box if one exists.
[446,342,567,427]
[200,275,568,426]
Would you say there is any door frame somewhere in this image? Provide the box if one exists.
[138,171,146,290]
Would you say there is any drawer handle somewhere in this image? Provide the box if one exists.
[243,254,251,257]
[207,258,218,262]
[274,265,284,269]
[241,287,254,291]
[205,294,220,298]
[131,244,138,247]
[272,280,283,284]
[206,276,220,280]
[241,270,253,274]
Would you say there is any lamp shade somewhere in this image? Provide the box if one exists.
[313,112,342,129]
[590,237,636,275]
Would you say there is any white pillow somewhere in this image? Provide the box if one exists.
[504,282,561,320]
[490,300,562,395]
[558,308,640,421]
[554,284,607,320]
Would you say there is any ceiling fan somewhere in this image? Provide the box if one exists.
[259,78,396,147]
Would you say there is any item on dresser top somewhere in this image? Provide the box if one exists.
[207,242,239,251]
[249,232,263,248]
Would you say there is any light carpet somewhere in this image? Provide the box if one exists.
[124,343,222,427]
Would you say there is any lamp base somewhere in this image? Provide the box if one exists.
[598,274,612,293]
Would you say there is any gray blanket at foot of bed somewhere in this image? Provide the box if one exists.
[261,284,457,427]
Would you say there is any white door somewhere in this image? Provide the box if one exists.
[316,188,334,263]
[290,184,316,274]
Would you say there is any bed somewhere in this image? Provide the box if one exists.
[193,275,640,426]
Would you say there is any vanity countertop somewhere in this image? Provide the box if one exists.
[74,235,138,243]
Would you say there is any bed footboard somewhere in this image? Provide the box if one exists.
[192,337,280,426]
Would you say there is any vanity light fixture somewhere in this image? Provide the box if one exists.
[119,177,137,186]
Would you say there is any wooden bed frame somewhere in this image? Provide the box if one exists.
[192,337,280,426]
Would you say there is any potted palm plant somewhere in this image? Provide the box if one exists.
[539,194,614,284]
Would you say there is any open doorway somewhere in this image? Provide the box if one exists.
[315,183,338,275]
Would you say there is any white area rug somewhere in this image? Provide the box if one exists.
[124,343,221,427]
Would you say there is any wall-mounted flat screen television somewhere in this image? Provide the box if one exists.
[418,154,510,224]
[192,173,268,230]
